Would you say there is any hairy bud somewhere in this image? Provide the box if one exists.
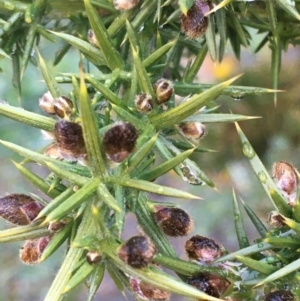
[103,122,138,163]
[118,236,156,268]
[54,120,86,160]
[19,236,51,265]
[113,0,140,11]
[181,0,212,39]
[187,273,230,298]
[39,91,56,114]
[185,235,224,262]
[267,211,285,229]
[87,29,99,47]
[178,122,207,144]
[135,93,153,113]
[0,194,44,225]
[153,207,193,237]
[48,220,67,233]
[153,78,173,105]
[264,290,295,301]
[272,161,298,207]
[86,251,102,264]
[130,277,171,301]
[53,96,74,118]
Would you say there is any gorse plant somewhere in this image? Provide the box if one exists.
[0,0,300,300]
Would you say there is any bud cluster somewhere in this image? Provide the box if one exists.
[117,204,230,300]
[0,193,66,264]
[135,78,174,114]
[39,92,74,119]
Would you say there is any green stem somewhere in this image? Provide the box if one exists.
[44,207,95,301]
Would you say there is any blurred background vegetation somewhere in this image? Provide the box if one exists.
[0,13,300,301]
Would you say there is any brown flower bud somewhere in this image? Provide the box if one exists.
[181,0,212,39]
[153,79,173,105]
[48,220,67,232]
[53,96,74,118]
[86,251,102,264]
[103,122,138,163]
[185,235,224,262]
[267,211,285,229]
[118,236,156,268]
[178,122,207,144]
[39,91,56,114]
[187,273,230,298]
[0,194,44,225]
[54,120,86,160]
[272,161,298,207]
[130,277,171,301]
[113,0,140,11]
[19,236,51,265]
[264,290,295,301]
[135,93,153,113]
[87,29,99,47]
[153,207,193,237]
[139,281,171,301]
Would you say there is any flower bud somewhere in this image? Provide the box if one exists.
[113,0,140,11]
[53,96,74,118]
[187,273,230,298]
[185,235,224,262]
[86,251,102,264]
[54,120,86,160]
[153,79,173,105]
[39,91,56,114]
[264,290,295,301]
[103,122,138,163]
[267,211,285,229]
[19,236,51,265]
[135,93,153,113]
[87,29,99,47]
[48,220,67,232]
[181,0,212,39]
[178,122,207,144]
[153,207,193,237]
[272,161,298,207]
[118,236,156,268]
[0,194,44,225]
[130,277,171,301]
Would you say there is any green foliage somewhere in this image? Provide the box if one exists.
[0,0,300,300]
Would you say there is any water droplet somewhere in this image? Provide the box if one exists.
[266,256,276,263]
[229,92,245,101]
[258,171,267,184]
[179,164,203,185]
[257,243,264,248]
[234,214,239,221]
[242,142,255,159]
